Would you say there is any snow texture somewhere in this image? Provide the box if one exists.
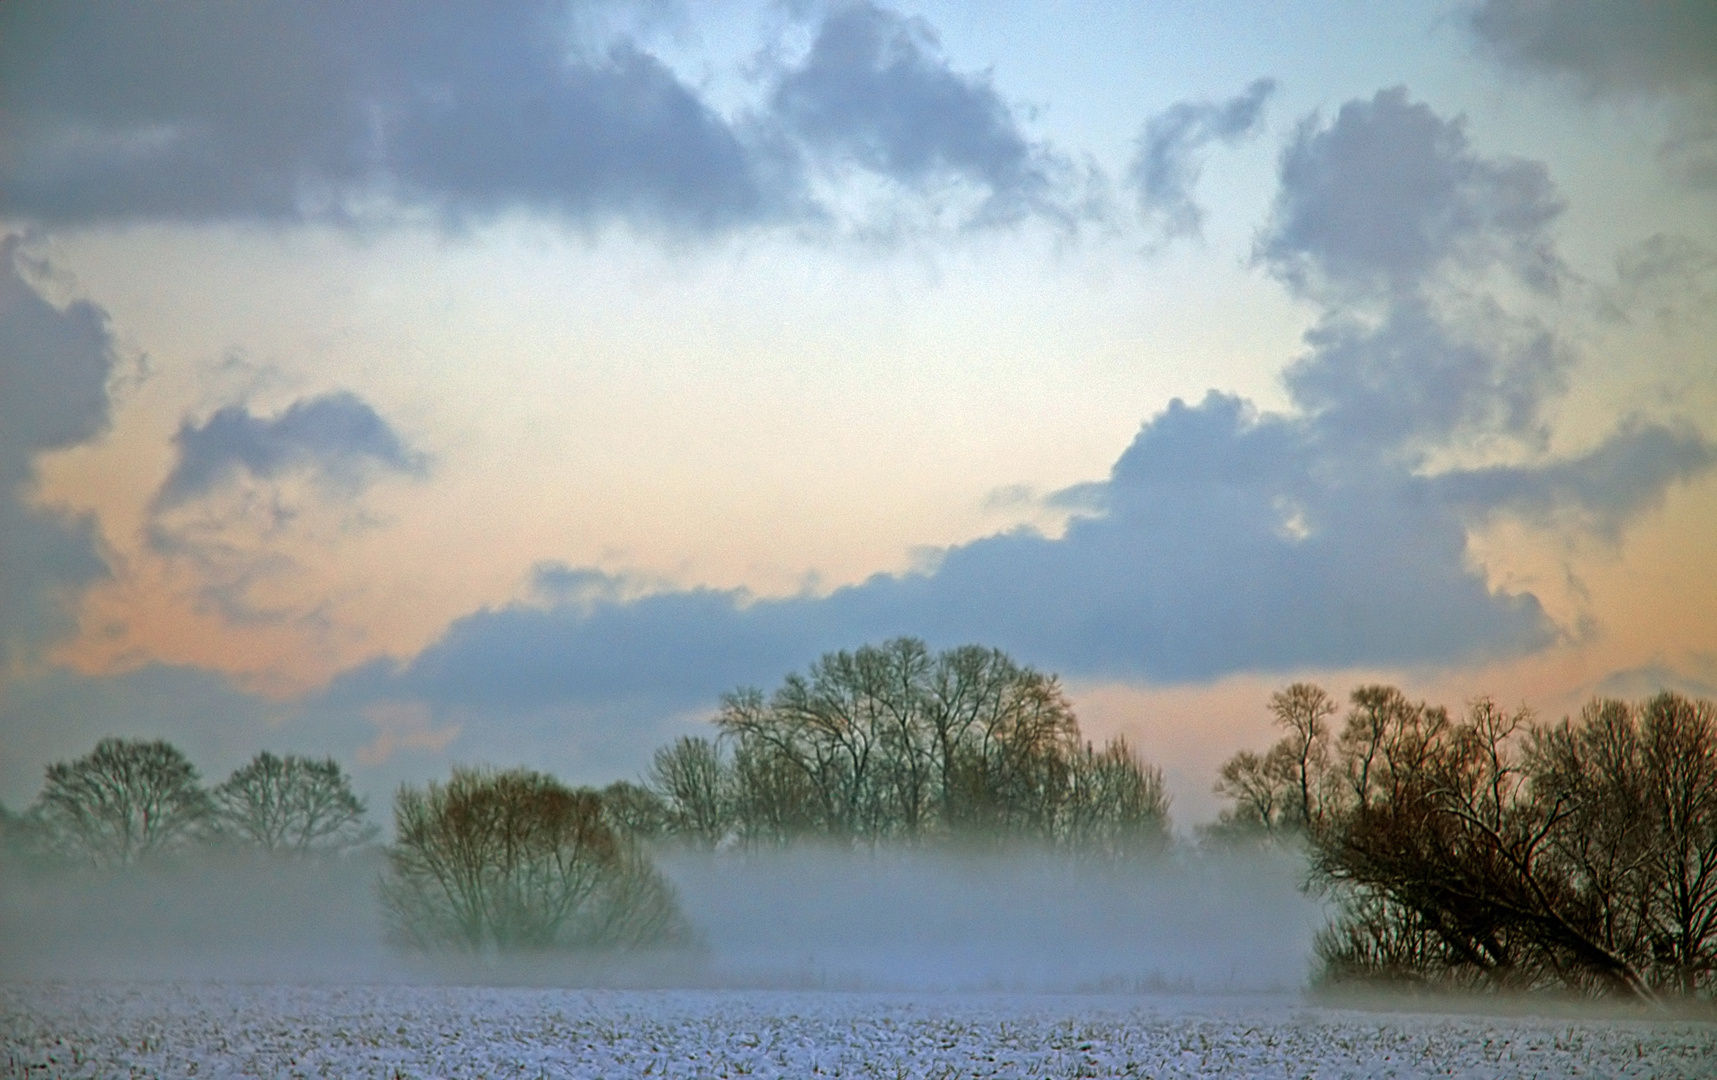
[3,982,1714,1079]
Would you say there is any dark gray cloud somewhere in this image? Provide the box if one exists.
[6,76,1712,791]
[1282,297,1566,454]
[153,392,426,512]
[0,238,114,667]
[1471,0,1717,98]
[0,1,773,232]
[770,2,1067,225]
[0,1,1086,234]
[0,662,295,809]
[1130,78,1275,241]
[1470,1,1717,187]
[1435,419,1717,538]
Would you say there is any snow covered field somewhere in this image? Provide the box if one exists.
[5,852,1714,1077]
[5,981,1715,1079]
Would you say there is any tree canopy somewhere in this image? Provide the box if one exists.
[635,638,1170,854]
[1213,685,1717,1001]
[32,737,213,866]
[211,751,377,854]
[381,766,688,952]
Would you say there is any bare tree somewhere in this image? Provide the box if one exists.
[1204,682,1336,847]
[699,638,1168,852]
[1303,690,1717,1001]
[647,735,729,847]
[945,665,1081,840]
[1529,693,1717,998]
[211,751,376,854]
[381,767,687,952]
[1270,682,1336,829]
[1636,693,1717,996]
[32,738,212,866]
[600,780,670,841]
[1061,737,1171,858]
[1206,742,1300,844]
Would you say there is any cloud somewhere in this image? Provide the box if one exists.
[0,2,775,232]
[7,82,1711,794]
[0,1,1085,235]
[1130,78,1275,241]
[139,392,427,627]
[1471,0,1717,98]
[314,88,1712,749]
[1282,296,1567,455]
[0,661,294,808]
[1258,87,1571,463]
[153,392,427,513]
[770,2,1071,226]
[1470,1,1717,186]
[1258,87,1563,297]
[1435,419,1717,538]
[1595,663,1717,704]
[0,237,115,667]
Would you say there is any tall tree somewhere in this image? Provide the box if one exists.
[212,751,377,854]
[1269,682,1336,829]
[706,638,1164,850]
[647,735,729,848]
[33,738,213,866]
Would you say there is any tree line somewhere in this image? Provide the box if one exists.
[0,740,685,953]
[2,638,1169,956]
[2,741,376,864]
[17,642,1709,998]
[1210,683,1717,1002]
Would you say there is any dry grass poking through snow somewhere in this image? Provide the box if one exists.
[3,982,1714,1078]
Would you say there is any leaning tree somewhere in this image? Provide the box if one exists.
[32,737,213,866]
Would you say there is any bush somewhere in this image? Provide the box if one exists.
[380,767,688,952]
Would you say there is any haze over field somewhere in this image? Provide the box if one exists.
[0,845,1319,992]
[2,0,1715,830]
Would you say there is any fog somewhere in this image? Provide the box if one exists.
[0,850,394,983]
[657,848,1321,992]
[0,846,1323,993]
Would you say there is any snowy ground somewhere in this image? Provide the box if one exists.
[4,982,1714,1079]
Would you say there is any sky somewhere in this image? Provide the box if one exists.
[2,0,1715,825]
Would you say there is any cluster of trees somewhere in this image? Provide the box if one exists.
[609,638,1171,856]
[381,767,687,952]
[3,739,375,866]
[3,738,687,954]
[1212,684,1717,1001]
